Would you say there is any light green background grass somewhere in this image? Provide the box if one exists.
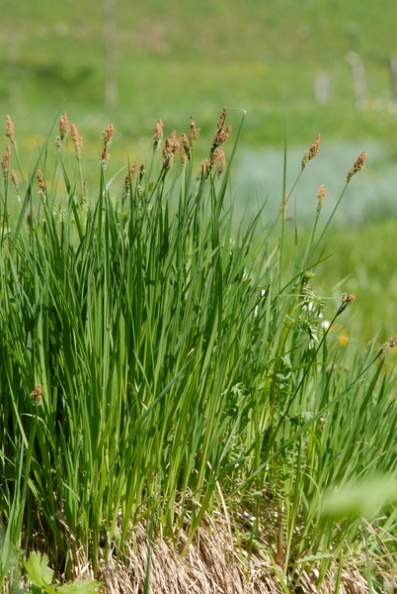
[2,0,397,148]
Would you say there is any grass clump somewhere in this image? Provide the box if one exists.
[1,110,397,593]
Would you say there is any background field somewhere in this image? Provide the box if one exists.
[1,0,397,342]
[2,0,397,145]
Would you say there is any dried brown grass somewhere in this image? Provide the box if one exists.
[67,511,377,594]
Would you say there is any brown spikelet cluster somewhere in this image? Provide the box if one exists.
[210,148,226,179]
[317,183,326,211]
[301,134,320,170]
[342,293,356,304]
[210,107,231,156]
[180,117,200,163]
[103,123,114,147]
[337,292,356,315]
[124,161,138,186]
[56,112,68,150]
[162,131,180,173]
[5,115,14,140]
[37,170,46,202]
[380,334,397,354]
[198,108,231,180]
[123,161,138,200]
[101,148,109,167]
[59,112,68,141]
[71,123,83,161]
[199,158,210,179]
[5,114,16,149]
[180,133,190,163]
[1,145,10,182]
[11,170,19,197]
[30,384,43,406]
[189,116,199,148]
[347,151,367,183]
[137,163,145,198]
[101,124,114,167]
[153,119,164,151]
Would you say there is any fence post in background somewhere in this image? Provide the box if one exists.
[7,36,21,109]
[103,0,118,108]
[315,72,331,104]
[389,56,397,104]
[346,52,367,109]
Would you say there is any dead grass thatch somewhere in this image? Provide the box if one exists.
[67,510,381,594]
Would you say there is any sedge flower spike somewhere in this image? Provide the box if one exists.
[347,151,367,183]
[5,115,17,152]
[336,292,356,316]
[380,335,397,354]
[301,134,320,170]
[59,112,68,141]
[5,115,15,143]
[189,116,199,147]
[317,183,326,211]
[1,146,10,182]
[71,123,83,161]
[153,119,164,150]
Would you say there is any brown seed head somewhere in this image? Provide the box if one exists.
[380,334,397,354]
[210,108,231,157]
[2,145,10,181]
[102,123,114,148]
[180,133,190,163]
[208,148,227,178]
[302,134,320,170]
[162,131,180,173]
[197,158,209,180]
[30,384,43,406]
[123,162,138,198]
[337,292,356,316]
[37,170,46,201]
[101,148,110,167]
[59,112,68,141]
[5,115,15,142]
[218,125,232,145]
[125,162,138,185]
[11,170,19,194]
[342,293,356,304]
[317,183,326,211]
[153,119,164,150]
[216,149,226,178]
[189,116,199,147]
[215,107,227,135]
[71,124,83,160]
[347,151,367,183]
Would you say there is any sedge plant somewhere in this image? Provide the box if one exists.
[1,110,397,593]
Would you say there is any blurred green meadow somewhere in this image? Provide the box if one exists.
[2,0,397,346]
[2,0,397,147]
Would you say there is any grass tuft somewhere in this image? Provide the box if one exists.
[1,109,396,593]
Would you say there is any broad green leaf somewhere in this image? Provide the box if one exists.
[24,552,54,588]
[58,579,103,594]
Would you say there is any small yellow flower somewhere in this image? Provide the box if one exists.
[338,329,349,347]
